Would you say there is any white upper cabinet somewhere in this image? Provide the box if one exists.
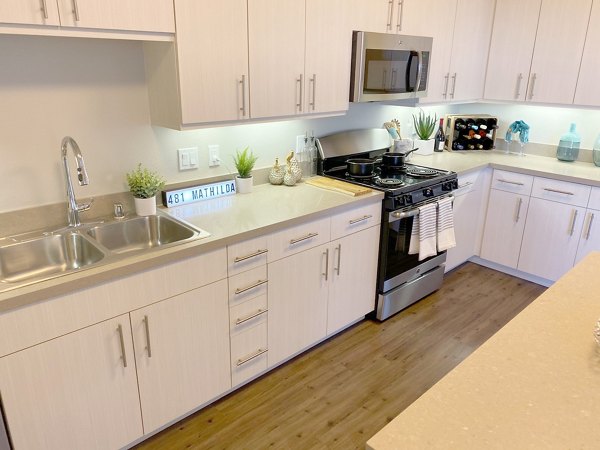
[574,0,600,106]
[0,0,60,26]
[485,0,591,104]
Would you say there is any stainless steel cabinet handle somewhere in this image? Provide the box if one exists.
[543,187,575,196]
[234,248,268,263]
[234,279,268,295]
[528,73,537,100]
[449,73,457,99]
[143,315,152,358]
[235,308,267,326]
[290,232,318,245]
[514,197,523,223]
[239,74,247,117]
[585,213,595,240]
[237,348,268,366]
[296,74,304,112]
[569,209,578,236]
[323,248,329,280]
[309,74,317,111]
[515,73,523,99]
[396,0,404,32]
[442,73,450,99]
[334,244,342,275]
[386,0,393,30]
[498,179,524,186]
[71,0,80,21]
[349,215,373,225]
[41,0,49,19]
[117,324,127,368]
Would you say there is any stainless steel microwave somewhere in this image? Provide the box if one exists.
[350,31,433,103]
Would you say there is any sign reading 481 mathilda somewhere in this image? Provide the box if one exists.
[161,180,236,207]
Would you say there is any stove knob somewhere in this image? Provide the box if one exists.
[442,181,453,191]
[402,194,413,205]
[423,188,434,197]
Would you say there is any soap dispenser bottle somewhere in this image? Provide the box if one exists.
[556,123,580,162]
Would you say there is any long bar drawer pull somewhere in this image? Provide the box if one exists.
[117,324,127,368]
[498,179,524,186]
[235,279,268,295]
[235,308,267,326]
[236,348,268,366]
[71,0,80,21]
[143,315,152,358]
[290,232,318,245]
[514,197,523,223]
[41,0,49,18]
[233,249,268,263]
[349,214,373,225]
[569,209,578,236]
[543,187,575,196]
[585,213,595,240]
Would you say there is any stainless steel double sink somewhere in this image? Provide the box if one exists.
[0,213,209,290]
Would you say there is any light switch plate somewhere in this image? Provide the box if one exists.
[178,147,199,171]
[208,144,220,167]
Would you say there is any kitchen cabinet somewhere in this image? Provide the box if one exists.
[0,0,60,26]
[574,0,600,106]
[348,0,433,35]
[0,315,142,450]
[131,280,231,434]
[484,0,591,104]
[480,170,533,269]
[574,188,600,263]
[518,178,591,281]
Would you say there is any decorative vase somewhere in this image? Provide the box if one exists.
[269,158,285,185]
[286,151,302,182]
[134,196,157,216]
[413,138,435,156]
[236,175,253,194]
[283,166,297,186]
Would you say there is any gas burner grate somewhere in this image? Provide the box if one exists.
[376,178,405,187]
[405,167,438,178]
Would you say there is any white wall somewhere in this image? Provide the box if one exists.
[0,34,454,213]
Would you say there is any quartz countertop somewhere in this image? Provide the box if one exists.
[367,251,600,450]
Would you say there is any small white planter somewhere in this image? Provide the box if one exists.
[236,175,253,194]
[413,139,435,156]
[134,196,157,216]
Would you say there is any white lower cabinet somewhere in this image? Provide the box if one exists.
[575,208,600,264]
[0,315,142,450]
[130,280,231,434]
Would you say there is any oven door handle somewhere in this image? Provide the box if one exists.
[388,194,454,223]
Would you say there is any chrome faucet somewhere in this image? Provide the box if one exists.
[61,136,93,227]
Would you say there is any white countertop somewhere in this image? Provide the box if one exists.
[367,251,600,450]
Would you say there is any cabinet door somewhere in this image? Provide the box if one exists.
[0,315,142,450]
[518,198,586,281]
[268,244,329,367]
[248,0,306,118]
[347,0,394,33]
[574,0,600,106]
[484,0,541,102]
[575,209,600,264]
[305,0,352,114]
[0,0,60,26]
[448,0,495,102]
[131,280,231,433]
[327,226,379,335]
[174,0,249,124]
[527,0,592,104]
[480,189,530,269]
[55,0,175,32]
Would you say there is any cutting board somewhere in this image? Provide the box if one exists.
[305,176,372,196]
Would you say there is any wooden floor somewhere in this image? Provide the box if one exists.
[134,263,546,450]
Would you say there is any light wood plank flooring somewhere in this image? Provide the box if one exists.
[134,263,546,450]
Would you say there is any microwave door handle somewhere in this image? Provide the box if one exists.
[414,51,423,96]
[405,51,416,92]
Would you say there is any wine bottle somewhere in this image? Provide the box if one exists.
[434,118,445,152]
[454,118,467,131]
[486,118,498,130]
[475,119,488,131]
[452,137,465,150]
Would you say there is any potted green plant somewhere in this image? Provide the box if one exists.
[412,109,437,155]
[126,163,166,216]
[233,147,258,194]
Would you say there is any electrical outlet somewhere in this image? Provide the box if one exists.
[178,147,199,171]
[208,144,221,167]
[296,135,305,154]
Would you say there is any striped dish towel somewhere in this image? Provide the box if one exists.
[408,202,438,260]
[437,197,456,251]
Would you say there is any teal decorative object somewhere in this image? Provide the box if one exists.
[505,120,530,144]
[556,123,580,162]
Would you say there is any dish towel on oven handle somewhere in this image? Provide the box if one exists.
[408,202,438,261]
[437,196,456,251]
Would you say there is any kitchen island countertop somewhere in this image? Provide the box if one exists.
[367,251,600,450]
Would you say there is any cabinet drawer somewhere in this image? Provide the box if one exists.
[267,217,330,262]
[454,170,483,196]
[588,186,600,210]
[330,201,382,241]
[229,294,267,333]
[227,236,268,276]
[230,322,268,387]
[531,177,591,207]
[228,265,268,306]
[491,170,534,195]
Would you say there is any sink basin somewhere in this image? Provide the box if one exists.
[0,233,105,284]
[86,215,199,254]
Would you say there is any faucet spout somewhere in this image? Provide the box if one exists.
[61,136,92,227]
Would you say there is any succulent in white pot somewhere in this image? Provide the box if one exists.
[412,109,437,156]
[126,163,165,216]
[233,147,258,194]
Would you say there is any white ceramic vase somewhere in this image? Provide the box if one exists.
[236,175,253,194]
[413,138,435,156]
[134,196,157,216]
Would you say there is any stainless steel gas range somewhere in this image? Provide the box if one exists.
[317,129,458,321]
